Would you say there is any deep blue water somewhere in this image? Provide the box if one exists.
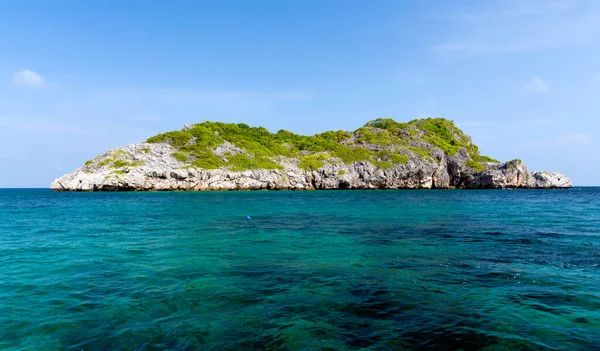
[1,188,600,350]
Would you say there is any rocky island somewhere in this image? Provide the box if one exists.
[51,118,571,191]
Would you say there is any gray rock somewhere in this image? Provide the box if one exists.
[50,143,572,191]
[527,171,572,189]
[460,159,529,189]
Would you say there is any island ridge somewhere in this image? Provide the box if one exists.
[51,118,571,191]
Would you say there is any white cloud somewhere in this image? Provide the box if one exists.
[0,118,101,136]
[415,110,430,119]
[524,77,551,93]
[13,69,46,87]
[93,89,311,106]
[430,0,600,56]
[458,119,553,127]
[133,115,164,122]
[526,132,593,147]
[558,132,593,145]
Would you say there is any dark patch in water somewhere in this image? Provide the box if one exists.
[573,317,591,324]
[363,238,395,246]
[4,189,600,350]
[498,238,539,245]
[527,302,563,314]
[342,326,381,349]
[474,272,519,284]
[537,232,565,238]
[403,327,546,351]
[385,261,415,269]
[142,227,165,232]
[36,228,68,234]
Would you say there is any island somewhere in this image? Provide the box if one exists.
[51,118,571,191]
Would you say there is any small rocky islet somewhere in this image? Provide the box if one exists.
[51,118,571,191]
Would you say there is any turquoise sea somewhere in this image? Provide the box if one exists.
[1,188,599,350]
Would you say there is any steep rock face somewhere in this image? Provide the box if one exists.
[51,143,572,191]
[51,118,572,191]
[459,159,530,189]
[527,171,572,188]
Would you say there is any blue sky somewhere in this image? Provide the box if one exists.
[1,0,598,187]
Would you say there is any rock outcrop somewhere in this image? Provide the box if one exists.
[50,118,572,191]
[527,171,572,189]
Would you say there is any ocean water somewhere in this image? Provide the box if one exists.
[1,188,599,351]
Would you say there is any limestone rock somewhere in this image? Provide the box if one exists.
[50,143,571,191]
[527,171,572,189]
[50,118,573,191]
[460,159,528,189]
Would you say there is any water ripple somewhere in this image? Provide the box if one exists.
[1,188,600,350]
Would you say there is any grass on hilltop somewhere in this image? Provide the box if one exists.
[142,117,497,172]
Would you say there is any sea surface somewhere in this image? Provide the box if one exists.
[1,188,599,351]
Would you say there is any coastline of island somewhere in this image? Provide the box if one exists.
[51,118,571,191]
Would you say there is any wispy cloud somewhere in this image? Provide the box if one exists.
[414,110,430,119]
[524,77,551,93]
[560,132,594,145]
[85,89,312,108]
[151,90,313,104]
[457,119,553,128]
[13,69,46,87]
[131,115,164,122]
[0,119,102,136]
[0,114,157,138]
[431,0,600,56]
[0,87,313,139]
[526,132,593,147]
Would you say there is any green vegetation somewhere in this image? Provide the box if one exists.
[390,153,409,164]
[172,152,189,163]
[338,170,346,176]
[409,118,465,155]
[474,155,500,163]
[227,154,283,171]
[144,118,497,172]
[147,130,192,147]
[373,160,393,170]
[85,160,93,166]
[112,159,131,168]
[192,152,225,170]
[407,118,499,169]
[97,150,145,170]
[466,159,485,172]
[299,153,331,171]
[506,159,523,170]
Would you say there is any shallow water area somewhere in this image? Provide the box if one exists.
[1,188,600,350]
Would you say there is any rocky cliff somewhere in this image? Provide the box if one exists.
[51,118,571,191]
